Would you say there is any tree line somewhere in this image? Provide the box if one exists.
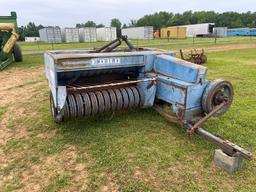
[19,11,256,38]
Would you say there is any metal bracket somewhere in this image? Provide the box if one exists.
[187,101,228,137]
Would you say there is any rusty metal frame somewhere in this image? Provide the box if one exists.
[67,77,156,93]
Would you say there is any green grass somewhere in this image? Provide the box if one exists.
[19,36,256,54]
[1,43,256,191]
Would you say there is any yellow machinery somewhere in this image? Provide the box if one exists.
[0,12,22,70]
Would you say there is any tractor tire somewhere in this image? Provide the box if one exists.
[13,44,23,62]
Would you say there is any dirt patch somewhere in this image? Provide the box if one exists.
[0,66,45,107]
[100,173,119,192]
[175,44,256,55]
[0,65,47,145]
[17,145,89,191]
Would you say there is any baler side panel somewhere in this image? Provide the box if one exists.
[153,54,207,83]
[151,54,209,120]
[45,53,61,109]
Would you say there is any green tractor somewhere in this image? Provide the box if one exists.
[0,12,22,70]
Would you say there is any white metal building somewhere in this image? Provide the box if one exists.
[96,27,117,41]
[122,26,154,40]
[79,28,97,42]
[61,28,79,43]
[25,37,40,42]
[178,23,215,37]
[39,27,62,43]
[213,27,228,37]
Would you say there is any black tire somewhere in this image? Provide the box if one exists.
[13,44,23,62]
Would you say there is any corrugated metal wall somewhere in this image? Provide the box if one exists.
[62,28,79,43]
[79,28,97,42]
[96,27,117,41]
[213,27,227,37]
[39,27,62,43]
[122,26,154,40]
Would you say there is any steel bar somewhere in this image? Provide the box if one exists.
[67,78,156,93]
[187,102,227,135]
[153,104,253,161]
[195,127,253,160]
[153,105,179,124]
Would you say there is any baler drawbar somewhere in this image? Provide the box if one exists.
[44,36,252,161]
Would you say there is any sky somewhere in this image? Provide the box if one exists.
[1,0,255,27]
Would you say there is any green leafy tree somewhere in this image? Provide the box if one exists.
[96,24,105,28]
[76,21,97,28]
[111,18,122,30]
[18,22,44,39]
[136,12,173,29]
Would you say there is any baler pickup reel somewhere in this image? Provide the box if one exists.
[44,37,252,163]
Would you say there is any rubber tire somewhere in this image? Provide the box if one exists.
[13,44,23,62]
[202,79,233,116]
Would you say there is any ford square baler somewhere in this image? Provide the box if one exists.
[44,36,252,162]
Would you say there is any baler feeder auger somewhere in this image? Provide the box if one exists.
[44,37,252,162]
[0,12,22,70]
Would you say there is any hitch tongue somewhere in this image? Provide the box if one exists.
[187,102,228,137]
[190,126,253,161]
[154,104,253,161]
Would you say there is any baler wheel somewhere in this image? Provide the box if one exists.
[202,79,233,116]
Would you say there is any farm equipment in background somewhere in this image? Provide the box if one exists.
[0,12,22,70]
[180,49,207,65]
[44,36,252,164]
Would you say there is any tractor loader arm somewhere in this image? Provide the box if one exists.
[0,23,19,54]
